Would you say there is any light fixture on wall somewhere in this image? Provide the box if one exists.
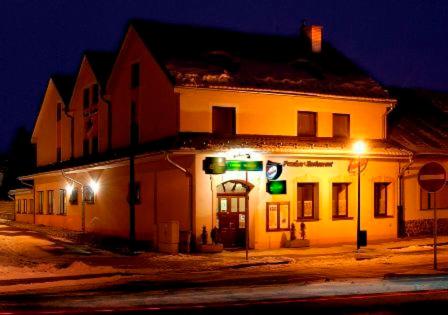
[89,180,100,194]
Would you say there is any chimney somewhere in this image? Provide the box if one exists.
[301,23,323,53]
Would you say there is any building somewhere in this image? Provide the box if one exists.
[389,88,448,237]
[12,21,413,250]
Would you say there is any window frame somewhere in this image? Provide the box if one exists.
[297,183,319,220]
[29,199,34,214]
[374,182,390,217]
[17,199,21,214]
[83,186,95,204]
[37,191,44,214]
[131,63,140,88]
[266,201,290,232]
[297,111,317,137]
[58,189,67,215]
[332,183,350,218]
[332,113,350,138]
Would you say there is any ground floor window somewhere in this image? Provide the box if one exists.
[29,199,34,214]
[47,190,54,215]
[297,183,318,220]
[266,202,290,231]
[16,199,21,214]
[421,183,448,210]
[23,199,27,214]
[332,183,349,218]
[374,183,390,217]
[83,186,95,204]
[37,191,44,214]
[69,188,78,205]
[58,189,66,215]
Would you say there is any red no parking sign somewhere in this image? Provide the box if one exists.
[418,161,446,270]
[418,162,446,192]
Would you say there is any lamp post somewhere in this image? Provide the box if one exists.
[353,140,367,251]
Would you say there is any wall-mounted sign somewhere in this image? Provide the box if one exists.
[266,180,287,194]
[284,160,333,168]
[347,159,368,174]
[266,161,283,180]
[226,160,263,172]
[203,157,227,174]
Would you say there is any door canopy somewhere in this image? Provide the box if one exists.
[217,180,254,194]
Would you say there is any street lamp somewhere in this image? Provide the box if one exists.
[353,140,367,250]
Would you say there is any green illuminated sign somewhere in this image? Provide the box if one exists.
[266,180,287,194]
[203,157,227,174]
[225,160,263,171]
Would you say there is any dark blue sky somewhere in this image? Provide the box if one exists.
[1,0,447,152]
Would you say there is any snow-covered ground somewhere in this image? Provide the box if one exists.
[0,221,448,297]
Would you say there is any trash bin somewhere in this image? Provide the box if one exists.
[179,230,192,253]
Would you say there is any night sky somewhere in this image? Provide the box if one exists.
[1,0,447,153]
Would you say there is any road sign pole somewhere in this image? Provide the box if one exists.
[434,192,438,270]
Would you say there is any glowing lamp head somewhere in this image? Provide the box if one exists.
[89,180,100,194]
[65,183,74,196]
[353,140,367,156]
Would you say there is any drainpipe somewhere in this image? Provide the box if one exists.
[383,104,395,139]
[63,105,75,159]
[61,170,85,233]
[164,152,194,247]
[397,153,415,237]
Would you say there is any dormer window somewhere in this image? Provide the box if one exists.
[212,106,235,135]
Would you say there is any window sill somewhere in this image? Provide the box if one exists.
[374,215,394,219]
[266,228,290,232]
[332,216,354,221]
[296,218,319,222]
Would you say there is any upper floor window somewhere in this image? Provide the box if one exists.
[297,183,319,220]
[298,111,317,137]
[332,183,349,218]
[91,84,99,104]
[333,114,350,138]
[83,88,90,109]
[57,103,62,122]
[374,183,390,217]
[131,63,140,88]
[212,106,235,135]
[83,186,95,204]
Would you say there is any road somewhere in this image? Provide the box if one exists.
[1,275,448,314]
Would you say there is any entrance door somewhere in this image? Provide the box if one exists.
[217,195,247,248]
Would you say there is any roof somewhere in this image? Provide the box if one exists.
[51,75,75,105]
[388,88,448,156]
[20,132,410,179]
[131,20,390,99]
[84,51,115,90]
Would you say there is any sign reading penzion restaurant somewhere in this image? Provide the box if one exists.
[418,162,447,193]
[283,160,334,167]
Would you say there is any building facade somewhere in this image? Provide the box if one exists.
[12,21,419,250]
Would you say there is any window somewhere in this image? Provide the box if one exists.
[333,114,350,138]
[83,186,95,204]
[23,199,27,214]
[69,188,78,205]
[83,139,89,157]
[131,63,140,88]
[421,183,448,210]
[298,111,317,137]
[47,190,54,214]
[297,183,318,220]
[92,137,98,155]
[83,88,90,109]
[57,103,62,122]
[212,106,236,135]
[91,84,99,104]
[374,183,390,217]
[17,199,21,214]
[37,191,44,214]
[29,199,34,214]
[59,189,66,215]
[332,183,349,218]
[266,202,290,231]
